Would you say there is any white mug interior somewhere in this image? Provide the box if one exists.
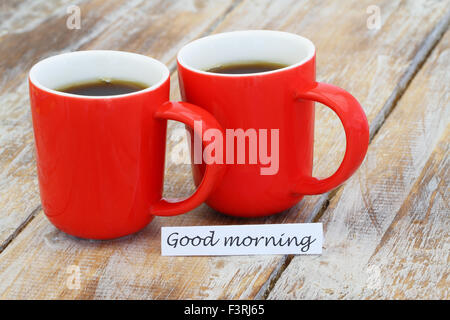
[177,30,316,76]
[29,50,170,98]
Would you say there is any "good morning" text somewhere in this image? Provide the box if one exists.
[166,231,316,253]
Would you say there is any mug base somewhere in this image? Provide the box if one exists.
[205,196,304,218]
[44,214,154,241]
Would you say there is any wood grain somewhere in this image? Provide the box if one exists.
[0,0,448,299]
[364,130,449,299]
[0,212,289,299]
[268,30,450,300]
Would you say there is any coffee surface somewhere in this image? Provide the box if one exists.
[206,61,288,74]
[57,79,148,96]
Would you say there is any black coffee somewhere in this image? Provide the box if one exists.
[206,61,288,74]
[57,79,149,96]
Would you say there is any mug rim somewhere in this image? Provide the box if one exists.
[29,50,170,100]
[177,30,316,77]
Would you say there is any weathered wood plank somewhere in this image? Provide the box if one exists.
[363,131,449,299]
[0,211,287,299]
[268,30,450,300]
[0,0,235,247]
[0,0,449,299]
[0,0,85,38]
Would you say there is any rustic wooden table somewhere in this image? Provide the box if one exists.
[0,0,448,300]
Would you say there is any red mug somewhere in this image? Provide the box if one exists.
[29,50,224,239]
[178,30,370,217]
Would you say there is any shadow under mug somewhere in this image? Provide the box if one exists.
[29,50,224,240]
[178,30,370,217]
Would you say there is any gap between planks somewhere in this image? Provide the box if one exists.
[257,9,450,300]
[0,205,41,254]
[165,0,245,74]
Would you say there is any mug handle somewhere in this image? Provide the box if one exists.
[151,101,225,216]
[295,82,369,195]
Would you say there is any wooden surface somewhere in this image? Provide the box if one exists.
[0,0,448,299]
[269,29,450,300]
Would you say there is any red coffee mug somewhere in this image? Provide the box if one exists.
[178,30,369,217]
[29,51,224,239]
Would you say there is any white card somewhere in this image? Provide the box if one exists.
[161,223,323,256]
